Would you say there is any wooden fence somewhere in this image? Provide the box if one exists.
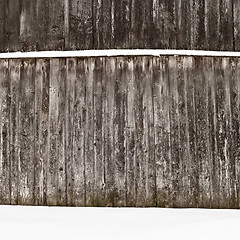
[0,0,240,52]
[0,55,239,208]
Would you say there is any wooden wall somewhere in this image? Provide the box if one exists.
[0,55,239,208]
[0,0,240,52]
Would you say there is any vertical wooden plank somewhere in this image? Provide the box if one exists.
[168,56,181,207]
[131,0,144,48]
[219,0,234,51]
[6,0,20,52]
[104,57,116,206]
[233,0,240,51]
[93,57,105,206]
[47,59,60,205]
[206,57,219,208]
[57,58,67,206]
[20,0,37,51]
[175,0,191,49]
[186,56,198,207]
[134,57,145,206]
[191,0,206,49]
[34,59,46,205]
[142,57,156,206]
[65,58,75,206]
[9,59,21,205]
[36,0,49,51]
[235,58,240,208]
[205,0,220,50]
[151,0,176,49]
[113,57,127,206]
[214,58,229,208]
[177,56,191,207]
[110,0,132,48]
[224,57,237,208]
[0,0,5,52]
[126,57,136,206]
[70,57,85,206]
[69,0,93,50]
[72,58,86,206]
[229,57,239,208]
[0,60,10,204]
[84,57,95,206]
[18,59,35,205]
[48,0,65,50]
[194,57,212,208]
[41,59,50,205]
[154,56,173,207]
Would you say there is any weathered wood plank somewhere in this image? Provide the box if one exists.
[36,0,49,51]
[235,58,240,208]
[126,57,136,206]
[48,0,65,50]
[185,56,198,207]
[230,57,240,208]
[93,57,105,206]
[234,0,240,51]
[175,0,191,49]
[72,58,86,206]
[65,58,75,206]
[69,0,93,50]
[0,0,5,52]
[142,56,156,206]
[9,59,21,205]
[57,58,67,206]
[177,56,191,207]
[154,56,173,207]
[111,0,132,48]
[47,59,60,205]
[18,59,35,205]
[113,57,127,206]
[0,59,10,205]
[34,59,45,205]
[219,0,234,51]
[194,57,211,208]
[134,57,145,207]
[6,0,20,52]
[191,0,206,49]
[205,0,220,50]
[104,57,116,206]
[84,57,95,206]
[93,0,112,49]
[20,0,36,51]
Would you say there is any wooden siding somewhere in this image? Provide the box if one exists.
[0,55,239,208]
[0,0,239,52]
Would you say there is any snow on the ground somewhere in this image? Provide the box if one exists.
[1,49,240,59]
[0,206,239,240]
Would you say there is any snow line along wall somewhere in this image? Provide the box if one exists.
[0,55,239,208]
[0,0,240,52]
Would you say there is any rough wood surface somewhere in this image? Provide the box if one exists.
[1,0,240,51]
[0,55,239,208]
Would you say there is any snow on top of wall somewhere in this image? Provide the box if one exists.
[1,49,240,59]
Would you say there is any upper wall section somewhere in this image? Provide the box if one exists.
[0,0,239,52]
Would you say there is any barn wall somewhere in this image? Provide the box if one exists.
[0,55,239,208]
[0,0,239,52]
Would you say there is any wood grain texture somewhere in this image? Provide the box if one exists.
[0,55,239,208]
[1,0,240,51]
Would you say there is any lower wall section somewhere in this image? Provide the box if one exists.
[0,55,239,208]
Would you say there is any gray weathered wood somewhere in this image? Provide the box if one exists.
[0,55,240,208]
[1,0,240,51]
